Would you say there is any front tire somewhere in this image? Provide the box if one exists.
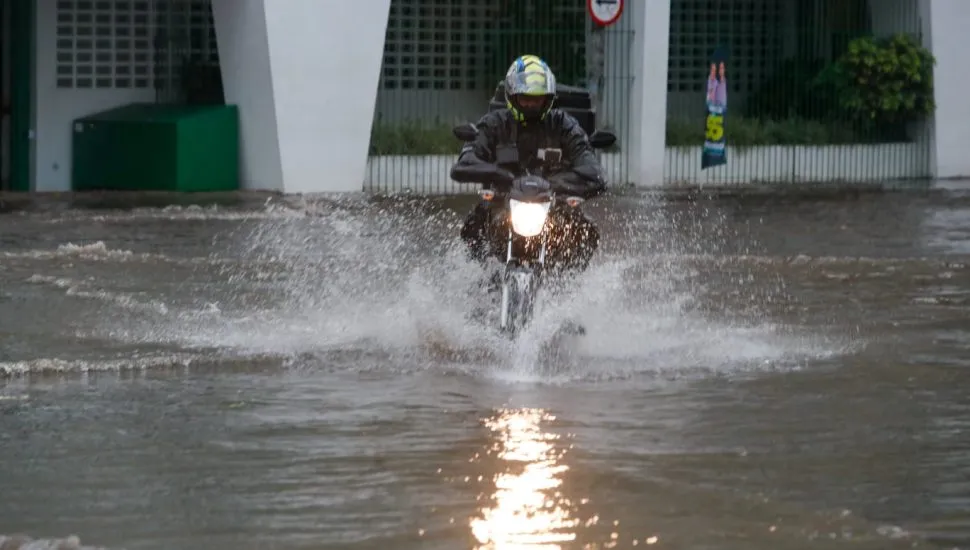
[500,266,540,336]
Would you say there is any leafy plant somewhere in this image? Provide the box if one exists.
[814,33,936,126]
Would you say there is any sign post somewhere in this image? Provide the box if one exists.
[587,0,624,27]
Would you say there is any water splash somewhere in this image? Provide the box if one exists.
[8,196,841,380]
[144,197,833,379]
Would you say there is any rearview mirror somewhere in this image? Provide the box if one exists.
[452,123,479,142]
[589,130,617,149]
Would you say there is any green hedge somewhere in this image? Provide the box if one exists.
[665,117,873,147]
[368,117,903,156]
[369,121,459,156]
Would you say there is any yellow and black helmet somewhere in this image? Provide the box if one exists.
[504,55,558,123]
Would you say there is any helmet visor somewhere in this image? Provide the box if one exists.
[506,68,557,96]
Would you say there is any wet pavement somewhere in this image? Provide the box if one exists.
[1,185,969,550]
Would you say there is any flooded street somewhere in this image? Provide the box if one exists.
[1,187,969,550]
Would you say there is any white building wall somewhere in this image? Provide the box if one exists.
[922,0,970,179]
[212,0,390,193]
[33,0,155,193]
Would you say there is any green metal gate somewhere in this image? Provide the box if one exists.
[664,0,934,187]
[366,0,634,195]
[4,0,34,192]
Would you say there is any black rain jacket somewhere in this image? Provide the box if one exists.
[450,108,608,199]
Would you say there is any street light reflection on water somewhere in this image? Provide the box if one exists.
[469,407,581,549]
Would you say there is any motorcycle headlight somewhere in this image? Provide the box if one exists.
[509,199,551,237]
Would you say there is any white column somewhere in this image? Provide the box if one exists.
[923,0,970,179]
[210,0,281,191]
[629,0,672,187]
[212,0,390,193]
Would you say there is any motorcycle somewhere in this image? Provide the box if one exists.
[451,123,617,337]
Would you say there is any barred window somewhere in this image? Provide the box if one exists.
[381,0,496,91]
[55,0,217,90]
[667,0,784,93]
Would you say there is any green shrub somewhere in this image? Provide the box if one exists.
[369,121,460,156]
[814,33,936,126]
[369,116,896,155]
[666,116,882,147]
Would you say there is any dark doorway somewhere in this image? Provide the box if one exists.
[1,0,33,192]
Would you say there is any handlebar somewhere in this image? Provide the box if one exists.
[482,178,576,196]
[452,159,601,199]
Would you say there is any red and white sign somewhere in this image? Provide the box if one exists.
[587,0,624,27]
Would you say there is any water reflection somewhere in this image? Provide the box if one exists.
[470,408,578,549]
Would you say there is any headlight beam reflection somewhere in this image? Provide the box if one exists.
[470,408,578,549]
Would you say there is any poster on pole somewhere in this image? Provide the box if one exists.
[701,46,729,170]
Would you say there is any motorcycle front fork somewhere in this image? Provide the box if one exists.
[499,229,547,330]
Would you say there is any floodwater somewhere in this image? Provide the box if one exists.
[0,186,969,550]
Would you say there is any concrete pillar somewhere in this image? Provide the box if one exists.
[212,0,390,193]
[922,0,970,179]
[629,0,672,187]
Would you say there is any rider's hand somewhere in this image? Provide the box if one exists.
[586,178,607,198]
[491,166,516,189]
[548,172,602,199]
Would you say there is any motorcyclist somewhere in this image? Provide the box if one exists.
[450,54,608,288]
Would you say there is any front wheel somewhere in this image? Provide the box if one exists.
[500,265,541,335]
